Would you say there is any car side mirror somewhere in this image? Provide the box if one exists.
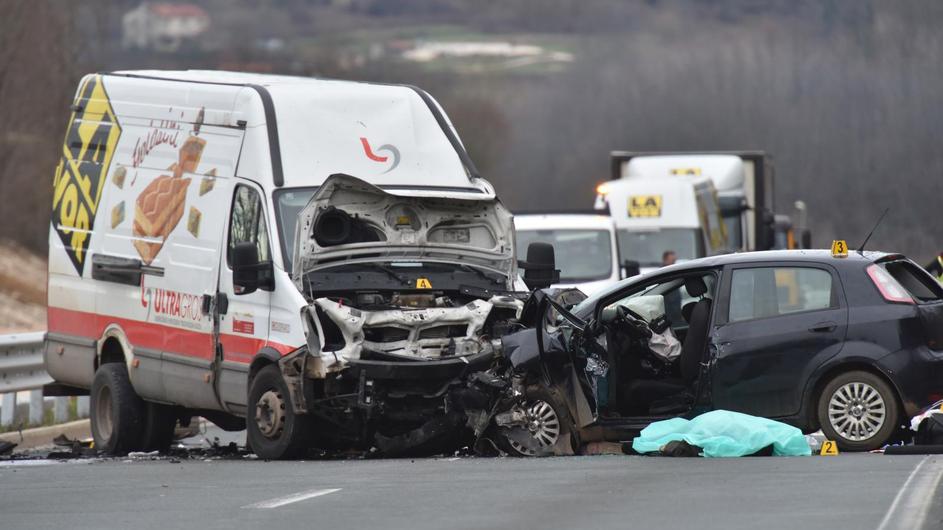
[232,242,273,295]
[622,259,640,279]
[519,242,560,291]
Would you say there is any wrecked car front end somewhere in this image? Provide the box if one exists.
[280,174,531,455]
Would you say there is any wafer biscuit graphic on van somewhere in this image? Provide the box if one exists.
[187,207,202,238]
[177,135,206,176]
[111,201,125,228]
[112,166,127,189]
[132,175,191,264]
[199,168,216,196]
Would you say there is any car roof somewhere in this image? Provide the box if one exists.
[514,213,615,231]
[573,249,903,317]
[661,249,899,272]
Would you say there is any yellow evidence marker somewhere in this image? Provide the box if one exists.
[416,277,432,289]
[820,440,840,456]
[830,240,848,258]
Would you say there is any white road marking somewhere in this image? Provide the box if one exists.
[0,459,93,468]
[242,488,341,509]
[446,457,461,461]
[876,456,943,530]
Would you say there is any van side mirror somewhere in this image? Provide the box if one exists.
[622,259,640,278]
[519,242,559,291]
[232,242,273,295]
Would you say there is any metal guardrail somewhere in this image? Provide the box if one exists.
[0,331,51,394]
[0,331,87,429]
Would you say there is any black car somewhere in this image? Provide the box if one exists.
[494,249,943,453]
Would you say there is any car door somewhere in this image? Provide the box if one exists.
[215,182,273,414]
[710,263,848,418]
[588,270,716,427]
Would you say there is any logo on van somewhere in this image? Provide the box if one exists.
[360,137,400,174]
[51,75,122,275]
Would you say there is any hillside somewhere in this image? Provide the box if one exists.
[0,241,46,333]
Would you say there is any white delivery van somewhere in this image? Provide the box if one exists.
[514,213,620,295]
[44,70,538,458]
[595,176,728,273]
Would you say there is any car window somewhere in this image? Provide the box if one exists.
[883,261,943,302]
[728,267,833,322]
[228,185,271,267]
[604,274,714,325]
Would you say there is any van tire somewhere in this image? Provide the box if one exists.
[90,363,146,455]
[246,365,313,460]
[141,402,178,452]
[817,370,900,452]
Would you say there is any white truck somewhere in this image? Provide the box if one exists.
[513,213,621,295]
[606,151,781,252]
[594,175,729,273]
[43,70,549,459]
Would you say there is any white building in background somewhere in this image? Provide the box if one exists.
[122,3,210,52]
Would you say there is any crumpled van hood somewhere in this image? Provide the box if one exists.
[292,174,517,289]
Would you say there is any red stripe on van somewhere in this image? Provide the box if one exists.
[47,306,298,363]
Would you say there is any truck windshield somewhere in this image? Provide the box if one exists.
[617,228,702,267]
[273,187,318,272]
[516,229,612,282]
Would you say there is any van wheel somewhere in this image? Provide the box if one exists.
[141,402,178,452]
[246,365,313,460]
[498,385,577,457]
[817,370,899,452]
[90,363,146,455]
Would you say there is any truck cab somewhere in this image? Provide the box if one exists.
[595,176,728,274]
[607,152,779,252]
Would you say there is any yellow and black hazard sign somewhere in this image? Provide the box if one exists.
[830,240,848,258]
[416,277,432,289]
[670,167,701,176]
[51,75,122,275]
[628,195,663,218]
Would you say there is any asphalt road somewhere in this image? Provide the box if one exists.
[2,426,942,530]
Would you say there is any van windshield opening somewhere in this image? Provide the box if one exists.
[273,187,318,272]
[616,228,702,267]
[516,229,612,282]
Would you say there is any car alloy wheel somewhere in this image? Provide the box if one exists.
[827,381,886,442]
[508,400,561,456]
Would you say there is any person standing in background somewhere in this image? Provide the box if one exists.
[662,250,677,267]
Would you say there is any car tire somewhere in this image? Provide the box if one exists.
[817,370,900,452]
[140,402,178,452]
[90,363,146,455]
[246,364,313,460]
[499,385,578,457]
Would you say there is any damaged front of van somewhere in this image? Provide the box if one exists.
[250,174,534,458]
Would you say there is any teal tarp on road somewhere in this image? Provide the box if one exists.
[631,410,812,457]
